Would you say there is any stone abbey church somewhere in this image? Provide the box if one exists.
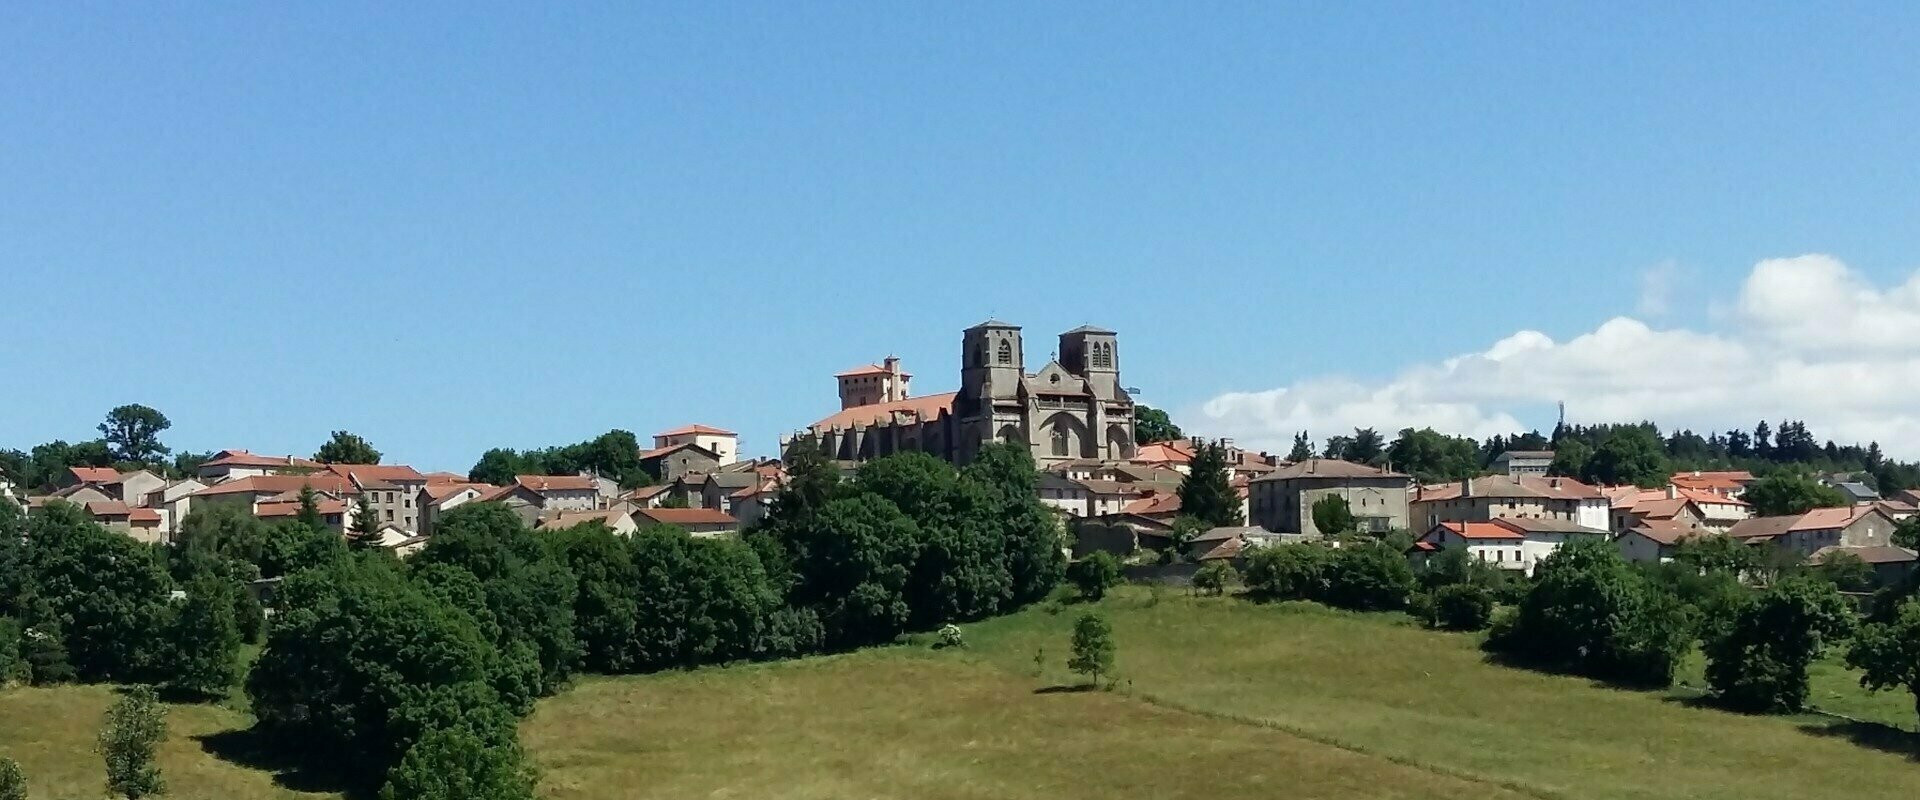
[801,319,1138,466]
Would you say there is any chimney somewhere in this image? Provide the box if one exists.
[1461,476,1474,498]
[1666,484,1678,500]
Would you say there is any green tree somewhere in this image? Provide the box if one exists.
[1133,405,1183,445]
[1583,427,1669,488]
[963,442,1066,606]
[1287,431,1315,462]
[1847,599,1920,725]
[1192,561,1237,596]
[98,684,167,799]
[858,453,1010,624]
[314,430,382,464]
[1743,473,1848,517]
[1311,494,1355,535]
[380,725,536,800]
[1428,583,1495,631]
[411,504,581,701]
[98,404,172,465]
[1242,544,1329,599]
[1895,517,1920,550]
[783,494,917,648]
[0,618,19,684]
[1547,439,1592,479]
[1705,577,1853,713]
[162,574,243,699]
[1343,428,1386,465]
[1177,442,1241,527]
[258,520,348,579]
[541,522,642,672]
[1320,540,1416,611]
[24,504,172,681]
[294,484,324,529]
[468,448,529,486]
[353,497,383,542]
[1067,551,1122,601]
[1812,551,1876,593]
[22,601,75,685]
[1489,538,1691,688]
[1387,428,1480,483]
[1067,612,1115,686]
[247,558,510,777]
[1671,533,1758,576]
[0,756,24,800]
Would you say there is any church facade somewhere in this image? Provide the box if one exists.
[801,320,1138,467]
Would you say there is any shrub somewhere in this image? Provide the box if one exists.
[1067,612,1115,686]
[1067,552,1122,601]
[1848,599,1920,726]
[1242,544,1329,600]
[99,684,167,799]
[0,618,21,684]
[162,574,243,699]
[1430,583,1495,631]
[1192,562,1237,596]
[0,756,24,800]
[379,725,535,800]
[936,624,965,649]
[1320,541,1416,611]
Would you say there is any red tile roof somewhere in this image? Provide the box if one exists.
[810,393,957,431]
[655,424,737,437]
[191,474,356,498]
[1432,521,1525,540]
[1626,519,1704,546]
[1259,459,1410,481]
[201,450,325,470]
[835,363,913,379]
[638,441,719,461]
[1131,442,1195,466]
[422,471,470,484]
[423,483,491,503]
[1417,475,1603,501]
[322,464,426,484]
[84,500,131,517]
[634,507,739,526]
[515,475,599,493]
[1121,491,1182,517]
[69,467,121,485]
[127,508,162,524]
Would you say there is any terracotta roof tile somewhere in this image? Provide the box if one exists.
[1430,521,1524,540]
[655,424,737,437]
[514,475,599,493]
[634,507,739,526]
[1258,459,1410,481]
[127,508,162,524]
[811,393,957,431]
[84,500,131,517]
[191,474,356,498]
[68,467,121,485]
[201,450,325,470]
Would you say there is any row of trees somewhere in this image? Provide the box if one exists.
[0,403,396,492]
[1282,418,1920,492]
[467,429,652,489]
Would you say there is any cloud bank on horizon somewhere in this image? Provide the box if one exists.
[1195,255,1920,458]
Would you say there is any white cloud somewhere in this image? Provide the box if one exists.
[1196,255,1920,457]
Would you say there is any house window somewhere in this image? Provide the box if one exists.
[386,492,395,504]
[384,510,394,521]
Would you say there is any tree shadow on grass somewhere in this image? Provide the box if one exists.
[1033,684,1100,695]
[1797,720,1920,762]
[196,727,374,798]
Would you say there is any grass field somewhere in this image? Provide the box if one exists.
[7,588,1920,799]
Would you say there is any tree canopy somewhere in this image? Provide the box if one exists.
[1133,405,1182,445]
[1743,473,1849,517]
[1176,441,1241,527]
[315,430,383,464]
[99,404,172,465]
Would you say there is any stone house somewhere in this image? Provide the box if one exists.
[640,441,722,483]
[323,464,428,534]
[1809,544,1919,587]
[1728,506,1897,557]
[653,425,740,467]
[1248,459,1411,536]
[633,507,740,537]
[1411,474,1609,531]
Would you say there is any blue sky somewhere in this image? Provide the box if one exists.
[5,3,1920,470]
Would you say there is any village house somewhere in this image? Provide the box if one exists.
[652,425,740,468]
[1614,519,1714,563]
[639,441,722,483]
[323,463,428,534]
[188,473,357,517]
[537,507,640,537]
[421,482,491,535]
[254,492,352,534]
[1670,470,1756,498]
[1492,450,1554,477]
[1809,544,1920,586]
[485,474,606,527]
[1411,474,1609,531]
[1727,506,1898,557]
[633,507,740,537]
[1412,518,1607,576]
[1070,513,1175,559]
[1604,487,1711,534]
[1248,459,1411,536]
[194,450,325,483]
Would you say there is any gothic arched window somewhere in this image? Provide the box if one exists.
[997,339,1013,365]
